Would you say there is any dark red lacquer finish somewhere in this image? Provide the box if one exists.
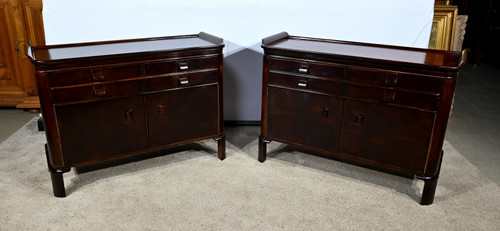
[27,32,226,197]
[259,32,467,205]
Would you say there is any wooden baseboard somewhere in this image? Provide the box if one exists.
[0,95,40,110]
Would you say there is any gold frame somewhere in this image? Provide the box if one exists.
[429,5,458,50]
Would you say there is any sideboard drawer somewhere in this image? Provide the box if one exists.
[52,79,143,104]
[48,64,142,87]
[268,57,344,80]
[346,68,444,94]
[268,72,344,96]
[145,56,218,76]
[346,68,389,86]
[144,71,219,93]
[346,85,440,111]
[396,74,444,94]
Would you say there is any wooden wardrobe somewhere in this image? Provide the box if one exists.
[0,0,44,109]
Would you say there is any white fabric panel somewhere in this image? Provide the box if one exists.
[43,0,434,121]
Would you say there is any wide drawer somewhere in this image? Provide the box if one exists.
[267,57,345,80]
[347,85,440,111]
[268,72,344,96]
[144,56,218,76]
[52,79,143,104]
[47,64,142,87]
[144,70,219,93]
[346,68,443,94]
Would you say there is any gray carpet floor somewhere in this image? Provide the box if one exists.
[1,118,499,230]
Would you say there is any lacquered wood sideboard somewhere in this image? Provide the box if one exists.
[27,32,225,197]
[259,32,467,205]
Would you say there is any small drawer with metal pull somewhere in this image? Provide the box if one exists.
[395,73,444,94]
[267,57,345,80]
[47,64,142,87]
[267,72,344,96]
[346,85,440,111]
[51,80,143,104]
[144,71,219,93]
[144,56,218,76]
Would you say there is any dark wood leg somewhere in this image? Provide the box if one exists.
[214,134,226,160]
[49,170,66,198]
[420,177,438,205]
[44,144,67,197]
[38,117,44,131]
[418,150,444,205]
[258,135,269,162]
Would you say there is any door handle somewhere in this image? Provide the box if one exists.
[321,107,329,118]
[125,109,133,123]
[354,114,364,126]
[158,104,168,115]
[14,39,20,58]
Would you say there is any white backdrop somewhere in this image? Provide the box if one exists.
[43,0,434,121]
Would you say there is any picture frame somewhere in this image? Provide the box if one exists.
[429,5,458,50]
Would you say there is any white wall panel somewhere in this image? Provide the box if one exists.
[43,0,434,121]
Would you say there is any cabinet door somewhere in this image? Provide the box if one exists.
[266,87,341,151]
[341,100,436,173]
[0,1,24,98]
[21,0,45,46]
[0,0,43,108]
[146,85,219,147]
[55,96,148,166]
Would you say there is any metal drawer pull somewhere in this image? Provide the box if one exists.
[93,85,106,96]
[179,77,189,85]
[179,62,189,70]
[299,62,309,73]
[383,90,396,102]
[385,73,398,86]
[91,68,104,81]
[298,80,308,87]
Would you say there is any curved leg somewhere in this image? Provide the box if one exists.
[417,150,444,205]
[214,134,226,160]
[258,136,270,162]
[45,144,69,197]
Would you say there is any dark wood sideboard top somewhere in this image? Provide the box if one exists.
[26,32,224,65]
[262,32,467,71]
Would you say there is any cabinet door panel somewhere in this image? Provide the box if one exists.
[146,85,219,147]
[0,3,22,93]
[266,87,341,151]
[55,96,148,166]
[341,100,436,173]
